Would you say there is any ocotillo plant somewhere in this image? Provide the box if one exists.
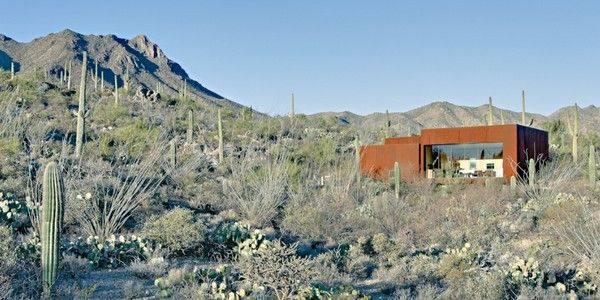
[10,61,14,79]
[218,109,224,164]
[187,110,194,144]
[169,139,177,167]
[487,97,494,125]
[567,103,579,162]
[394,162,401,199]
[385,110,391,139]
[521,90,526,125]
[41,162,63,296]
[528,158,536,187]
[510,175,517,194]
[75,51,88,158]
[114,74,118,105]
[590,145,597,186]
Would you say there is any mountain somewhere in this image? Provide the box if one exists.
[309,101,599,135]
[0,29,242,109]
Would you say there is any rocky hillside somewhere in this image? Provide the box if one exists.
[311,101,599,136]
[0,29,243,109]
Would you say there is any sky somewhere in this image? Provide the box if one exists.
[1,1,599,116]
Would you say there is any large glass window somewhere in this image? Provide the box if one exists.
[424,143,503,178]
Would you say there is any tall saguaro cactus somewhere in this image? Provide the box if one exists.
[528,158,536,187]
[10,61,15,79]
[169,139,177,167]
[41,162,64,296]
[521,90,526,125]
[567,103,579,162]
[101,71,104,91]
[384,110,391,139]
[114,74,119,105]
[75,51,88,158]
[218,109,224,164]
[94,59,98,92]
[487,97,494,125]
[67,61,72,90]
[590,145,597,186]
[290,93,295,120]
[187,110,194,144]
[394,162,401,199]
[354,139,361,185]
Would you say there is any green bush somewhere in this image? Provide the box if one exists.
[141,208,206,255]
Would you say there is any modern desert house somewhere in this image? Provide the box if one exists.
[360,124,549,182]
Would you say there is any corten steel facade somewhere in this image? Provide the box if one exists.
[360,124,549,182]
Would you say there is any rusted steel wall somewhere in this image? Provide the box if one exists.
[419,124,519,179]
[516,125,549,176]
[384,136,421,145]
[360,143,420,181]
[359,124,548,182]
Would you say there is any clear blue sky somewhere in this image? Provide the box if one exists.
[1,1,599,116]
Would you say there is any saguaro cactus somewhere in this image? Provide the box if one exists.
[521,90,526,125]
[187,110,194,144]
[124,65,130,92]
[41,162,64,296]
[218,109,224,164]
[385,110,391,139]
[394,162,401,199]
[290,93,295,120]
[75,51,88,158]
[169,139,177,167]
[510,175,517,194]
[567,103,579,162]
[528,158,536,187]
[114,74,119,105]
[487,97,494,125]
[10,61,14,79]
[67,61,72,90]
[355,139,361,184]
[101,71,104,91]
[94,59,98,92]
[590,145,597,186]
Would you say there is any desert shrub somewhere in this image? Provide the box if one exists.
[60,254,91,279]
[63,235,155,269]
[130,256,169,279]
[224,151,288,228]
[238,240,317,300]
[141,208,206,255]
[0,226,17,297]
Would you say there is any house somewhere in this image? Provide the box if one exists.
[359,124,549,182]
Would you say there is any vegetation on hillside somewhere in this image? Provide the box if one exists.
[0,68,599,299]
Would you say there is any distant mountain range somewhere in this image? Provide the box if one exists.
[1,30,598,134]
[310,101,600,135]
[0,29,243,109]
